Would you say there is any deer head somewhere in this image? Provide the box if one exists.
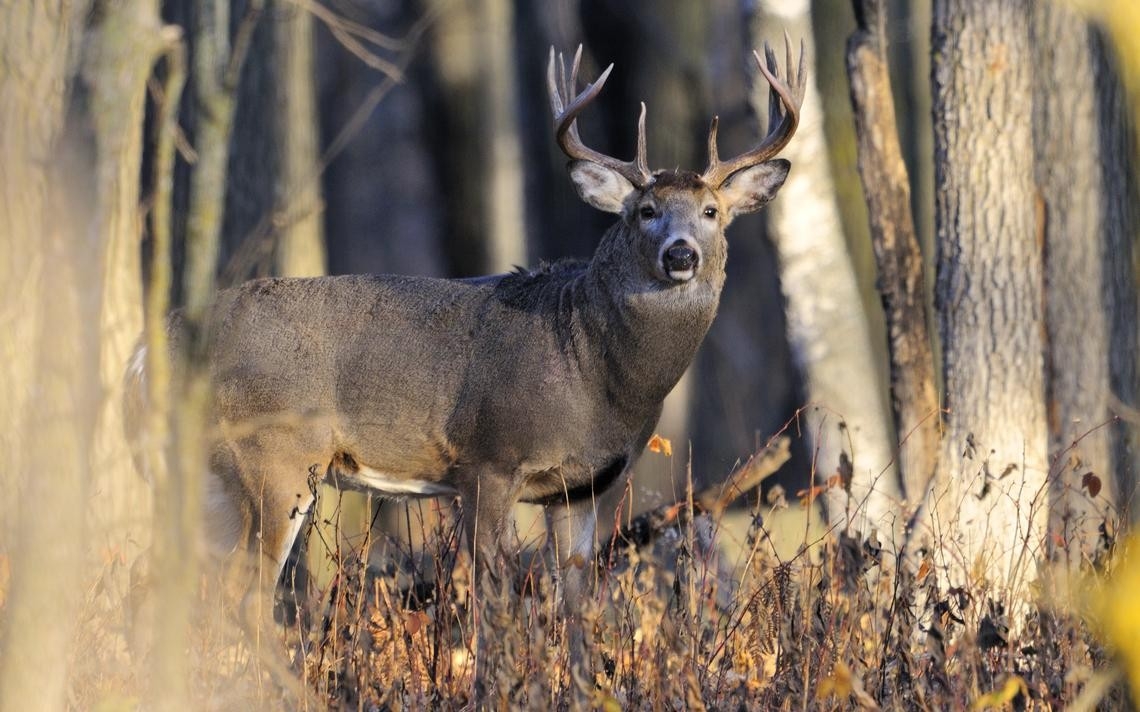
[547,37,806,291]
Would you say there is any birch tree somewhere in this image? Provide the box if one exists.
[750,0,902,543]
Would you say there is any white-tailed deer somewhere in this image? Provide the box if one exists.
[125,37,805,681]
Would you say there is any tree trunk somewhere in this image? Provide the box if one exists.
[846,0,939,505]
[0,2,97,708]
[85,0,169,582]
[925,0,1047,594]
[1032,0,1125,561]
[426,0,526,276]
[273,4,324,277]
[750,0,902,544]
[579,0,710,509]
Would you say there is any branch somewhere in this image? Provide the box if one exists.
[598,436,792,566]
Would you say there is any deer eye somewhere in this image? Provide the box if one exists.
[703,206,718,219]
[639,205,657,220]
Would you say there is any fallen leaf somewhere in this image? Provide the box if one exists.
[1082,471,1102,498]
[647,434,673,457]
[971,676,1026,710]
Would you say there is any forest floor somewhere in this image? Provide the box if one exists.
[30,451,1140,711]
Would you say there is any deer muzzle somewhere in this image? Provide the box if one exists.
[662,240,700,282]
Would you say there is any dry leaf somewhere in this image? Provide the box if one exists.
[916,558,931,582]
[971,676,1026,710]
[1082,471,1102,498]
[647,433,673,456]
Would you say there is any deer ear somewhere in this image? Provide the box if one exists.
[720,159,790,217]
[569,161,637,214]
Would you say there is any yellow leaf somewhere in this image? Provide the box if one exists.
[647,434,673,457]
[817,661,853,699]
[971,676,1026,710]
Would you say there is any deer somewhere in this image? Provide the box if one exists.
[124,37,805,689]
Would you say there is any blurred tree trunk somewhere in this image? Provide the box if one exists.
[687,0,804,492]
[579,0,709,508]
[749,0,902,544]
[888,0,933,262]
[86,0,172,581]
[426,0,526,276]
[846,0,939,505]
[0,0,88,543]
[1032,1,1129,561]
[0,1,111,708]
[273,2,325,278]
[924,0,1047,594]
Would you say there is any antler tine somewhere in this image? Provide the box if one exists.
[546,45,652,188]
[701,34,806,189]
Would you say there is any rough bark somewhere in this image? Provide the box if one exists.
[925,0,1048,594]
[1032,1,1121,560]
[846,0,939,505]
[0,2,96,708]
[751,0,902,545]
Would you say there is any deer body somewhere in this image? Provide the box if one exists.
[126,41,805,686]
[192,205,723,571]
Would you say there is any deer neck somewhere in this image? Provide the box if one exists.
[580,223,723,413]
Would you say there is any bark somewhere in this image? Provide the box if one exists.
[845,0,939,504]
[925,0,1048,594]
[750,0,902,544]
[1032,1,1121,560]
[85,0,170,578]
[0,2,96,708]
[273,2,325,278]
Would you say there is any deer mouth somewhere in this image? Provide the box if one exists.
[662,241,700,282]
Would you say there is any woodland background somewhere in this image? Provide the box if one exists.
[3,0,1140,708]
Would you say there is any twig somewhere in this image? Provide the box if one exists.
[598,436,792,566]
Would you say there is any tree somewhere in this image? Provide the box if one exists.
[922,0,1048,594]
[1032,0,1135,560]
[846,0,940,507]
[0,0,170,706]
[750,0,902,543]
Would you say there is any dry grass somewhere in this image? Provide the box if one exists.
[7,473,1135,710]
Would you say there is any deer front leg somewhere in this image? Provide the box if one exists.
[457,475,519,702]
[544,497,599,674]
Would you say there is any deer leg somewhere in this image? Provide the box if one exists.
[222,436,321,638]
[544,498,599,673]
[456,475,519,702]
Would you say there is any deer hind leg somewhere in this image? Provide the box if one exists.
[217,439,320,636]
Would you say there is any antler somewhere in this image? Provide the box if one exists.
[701,32,807,188]
[547,46,652,188]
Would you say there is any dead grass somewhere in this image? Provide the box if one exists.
[7,480,1136,711]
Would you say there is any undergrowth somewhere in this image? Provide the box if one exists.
[21,484,1138,710]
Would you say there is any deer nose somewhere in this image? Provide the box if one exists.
[662,241,699,281]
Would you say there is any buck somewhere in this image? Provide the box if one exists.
[126,38,804,677]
